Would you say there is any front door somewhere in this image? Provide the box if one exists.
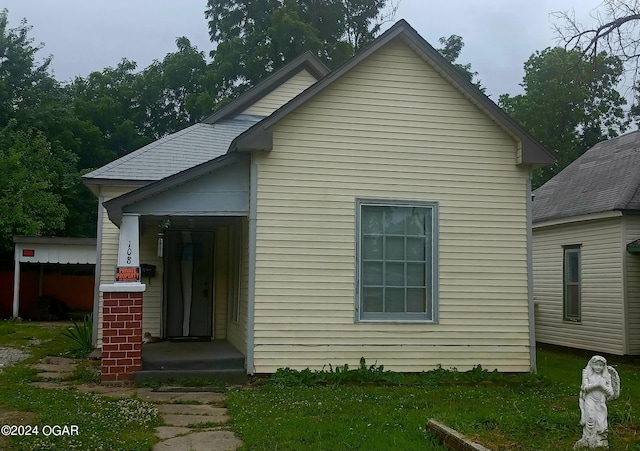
[164,231,214,338]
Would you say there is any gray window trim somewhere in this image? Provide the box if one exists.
[355,199,439,323]
[563,244,582,323]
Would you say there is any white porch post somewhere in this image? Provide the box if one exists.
[12,244,20,318]
[117,214,141,270]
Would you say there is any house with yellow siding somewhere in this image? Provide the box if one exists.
[532,131,640,356]
[83,20,553,382]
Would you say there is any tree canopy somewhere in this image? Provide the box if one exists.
[205,0,397,96]
[500,47,629,188]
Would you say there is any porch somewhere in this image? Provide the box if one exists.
[133,340,246,383]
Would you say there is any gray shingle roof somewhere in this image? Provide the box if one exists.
[83,114,264,182]
[533,130,640,223]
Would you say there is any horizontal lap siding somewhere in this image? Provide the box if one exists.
[533,218,625,354]
[253,40,531,373]
[626,216,640,353]
[242,70,318,116]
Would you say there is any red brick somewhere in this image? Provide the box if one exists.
[116,358,133,367]
[109,307,128,314]
[116,314,134,322]
[102,329,118,337]
[125,351,141,358]
[126,335,142,343]
[117,328,134,336]
[129,306,142,314]
[133,313,142,321]
[109,321,125,329]
[101,344,119,352]
[118,299,134,306]
[102,358,117,367]
[118,343,134,351]
[110,336,127,344]
[131,342,142,351]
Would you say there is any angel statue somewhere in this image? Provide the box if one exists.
[574,355,620,449]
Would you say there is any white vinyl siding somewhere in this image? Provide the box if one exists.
[533,218,625,354]
[625,216,640,353]
[252,39,532,373]
[242,70,318,117]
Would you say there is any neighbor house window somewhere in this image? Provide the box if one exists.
[356,199,437,321]
[563,244,581,322]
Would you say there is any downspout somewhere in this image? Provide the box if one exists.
[527,172,537,372]
[92,193,105,347]
[246,153,258,375]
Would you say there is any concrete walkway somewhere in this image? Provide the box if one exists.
[29,357,244,451]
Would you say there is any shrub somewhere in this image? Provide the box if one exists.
[61,313,93,356]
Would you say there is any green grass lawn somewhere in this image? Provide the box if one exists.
[0,320,161,451]
[227,348,640,451]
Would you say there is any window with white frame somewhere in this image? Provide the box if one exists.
[356,200,437,321]
[563,244,581,322]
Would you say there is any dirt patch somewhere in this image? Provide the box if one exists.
[0,407,37,449]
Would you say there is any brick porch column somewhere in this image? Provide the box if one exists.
[100,284,145,382]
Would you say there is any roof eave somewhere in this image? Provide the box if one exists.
[103,153,247,226]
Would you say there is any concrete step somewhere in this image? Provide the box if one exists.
[133,368,247,384]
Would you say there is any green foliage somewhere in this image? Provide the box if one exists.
[437,35,484,92]
[499,47,629,188]
[0,122,78,250]
[61,314,93,356]
[267,358,537,389]
[205,0,394,97]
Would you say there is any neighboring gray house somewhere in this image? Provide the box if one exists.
[532,131,640,355]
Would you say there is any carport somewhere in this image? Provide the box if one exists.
[12,236,96,318]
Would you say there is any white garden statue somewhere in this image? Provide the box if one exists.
[574,355,620,449]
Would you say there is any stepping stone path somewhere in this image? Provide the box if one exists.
[28,357,244,451]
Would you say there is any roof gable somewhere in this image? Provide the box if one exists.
[202,51,330,124]
[533,130,640,223]
[230,20,554,167]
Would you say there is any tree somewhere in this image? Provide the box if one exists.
[205,0,397,97]
[553,1,640,67]
[437,34,484,91]
[0,9,53,126]
[499,47,629,188]
[135,37,218,139]
[0,122,78,250]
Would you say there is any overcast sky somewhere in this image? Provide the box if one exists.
[3,0,604,99]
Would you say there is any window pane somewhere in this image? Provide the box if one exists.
[566,285,580,317]
[385,288,405,312]
[566,251,579,283]
[386,262,404,286]
[362,207,383,234]
[363,236,382,259]
[406,210,427,235]
[407,263,425,286]
[407,288,426,312]
[363,262,383,285]
[363,287,383,312]
[386,236,404,260]
[406,237,425,261]
[384,208,405,234]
